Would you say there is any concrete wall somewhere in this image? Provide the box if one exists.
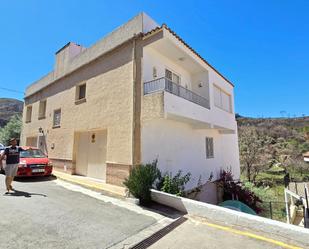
[151,189,309,247]
[21,42,135,176]
[141,118,240,190]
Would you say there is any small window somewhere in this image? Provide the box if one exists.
[26,106,32,123]
[206,137,214,159]
[38,100,47,119]
[53,109,61,128]
[76,83,86,103]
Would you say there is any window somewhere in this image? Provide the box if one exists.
[165,69,181,84]
[26,106,32,123]
[206,137,214,159]
[38,100,47,119]
[53,109,61,128]
[75,83,86,103]
[214,85,232,112]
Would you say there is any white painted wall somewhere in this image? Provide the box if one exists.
[150,189,309,246]
[208,69,235,114]
[141,118,240,190]
[164,91,237,131]
[143,46,237,131]
[141,27,240,188]
[143,47,193,89]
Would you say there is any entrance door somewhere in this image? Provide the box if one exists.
[75,130,107,180]
[75,132,88,176]
[87,131,107,180]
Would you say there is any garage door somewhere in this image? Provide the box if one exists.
[75,130,107,180]
[26,137,37,147]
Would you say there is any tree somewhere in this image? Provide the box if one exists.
[0,115,22,145]
[239,126,271,182]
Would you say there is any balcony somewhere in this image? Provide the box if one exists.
[144,77,210,109]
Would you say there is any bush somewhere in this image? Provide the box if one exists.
[219,170,263,213]
[159,170,191,197]
[124,160,160,205]
[0,115,22,145]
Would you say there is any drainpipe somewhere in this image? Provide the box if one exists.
[132,35,137,167]
[131,33,143,168]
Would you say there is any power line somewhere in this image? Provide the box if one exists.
[0,87,24,94]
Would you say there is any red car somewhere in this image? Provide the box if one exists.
[17,147,53,177]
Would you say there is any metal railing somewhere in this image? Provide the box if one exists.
[144,77,210,109]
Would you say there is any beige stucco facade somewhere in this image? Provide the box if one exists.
[22,41,137,185]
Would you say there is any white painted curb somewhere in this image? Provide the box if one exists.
[151,189,309,246]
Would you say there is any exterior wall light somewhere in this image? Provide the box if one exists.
[91,133,96,143]
[153,67,157,79]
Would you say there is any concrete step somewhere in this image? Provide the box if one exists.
[52,170,127,197]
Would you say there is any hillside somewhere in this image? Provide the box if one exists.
[237,115,309,182]
[237,116,309,141]
[0,98,23,127]
[237,116,309,130]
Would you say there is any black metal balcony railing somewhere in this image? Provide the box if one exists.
[144,77,210,109]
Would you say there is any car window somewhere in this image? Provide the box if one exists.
[20,149,46,158]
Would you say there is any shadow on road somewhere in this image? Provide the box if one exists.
[15,175,56,183]
[4,190,47,198]
[143,201,184,219]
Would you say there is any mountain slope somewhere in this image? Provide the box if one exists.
[0,98,23,127]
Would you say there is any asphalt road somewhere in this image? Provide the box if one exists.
[0,174,157,249]
[149,218,280,249]
[1,174,305,249]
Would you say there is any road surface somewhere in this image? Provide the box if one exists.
[0,174,305,249]
[0,175,157,249]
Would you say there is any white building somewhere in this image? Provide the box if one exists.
[141,22,240,191]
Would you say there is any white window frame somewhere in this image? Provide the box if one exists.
[25,105,32,123]
[213,85,232,113]
[53,109,61,128]
[165,68,181,84]
[75,83,87,104]
[38,100,47,120]
[206,137,214,159]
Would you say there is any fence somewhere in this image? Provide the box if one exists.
[260,201,287,222]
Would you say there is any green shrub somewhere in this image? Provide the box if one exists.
[124,160,160,205]
[160,170,191,196]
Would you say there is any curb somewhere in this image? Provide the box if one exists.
[52,171,127,198]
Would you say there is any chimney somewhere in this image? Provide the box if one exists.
[54,42,86,78]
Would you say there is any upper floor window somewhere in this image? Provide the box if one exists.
[25,106,32,123]
[206,137,214,159]
[53,109,61,128]
[165,69,181,84]
[75,83,86,104]
[214,85,232,113]
[38,100,47,119]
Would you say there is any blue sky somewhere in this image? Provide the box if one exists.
[0,0,308,117]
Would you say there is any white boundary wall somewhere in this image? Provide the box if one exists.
[151,189,309,246]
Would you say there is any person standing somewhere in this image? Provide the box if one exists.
[0,138,24,193]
